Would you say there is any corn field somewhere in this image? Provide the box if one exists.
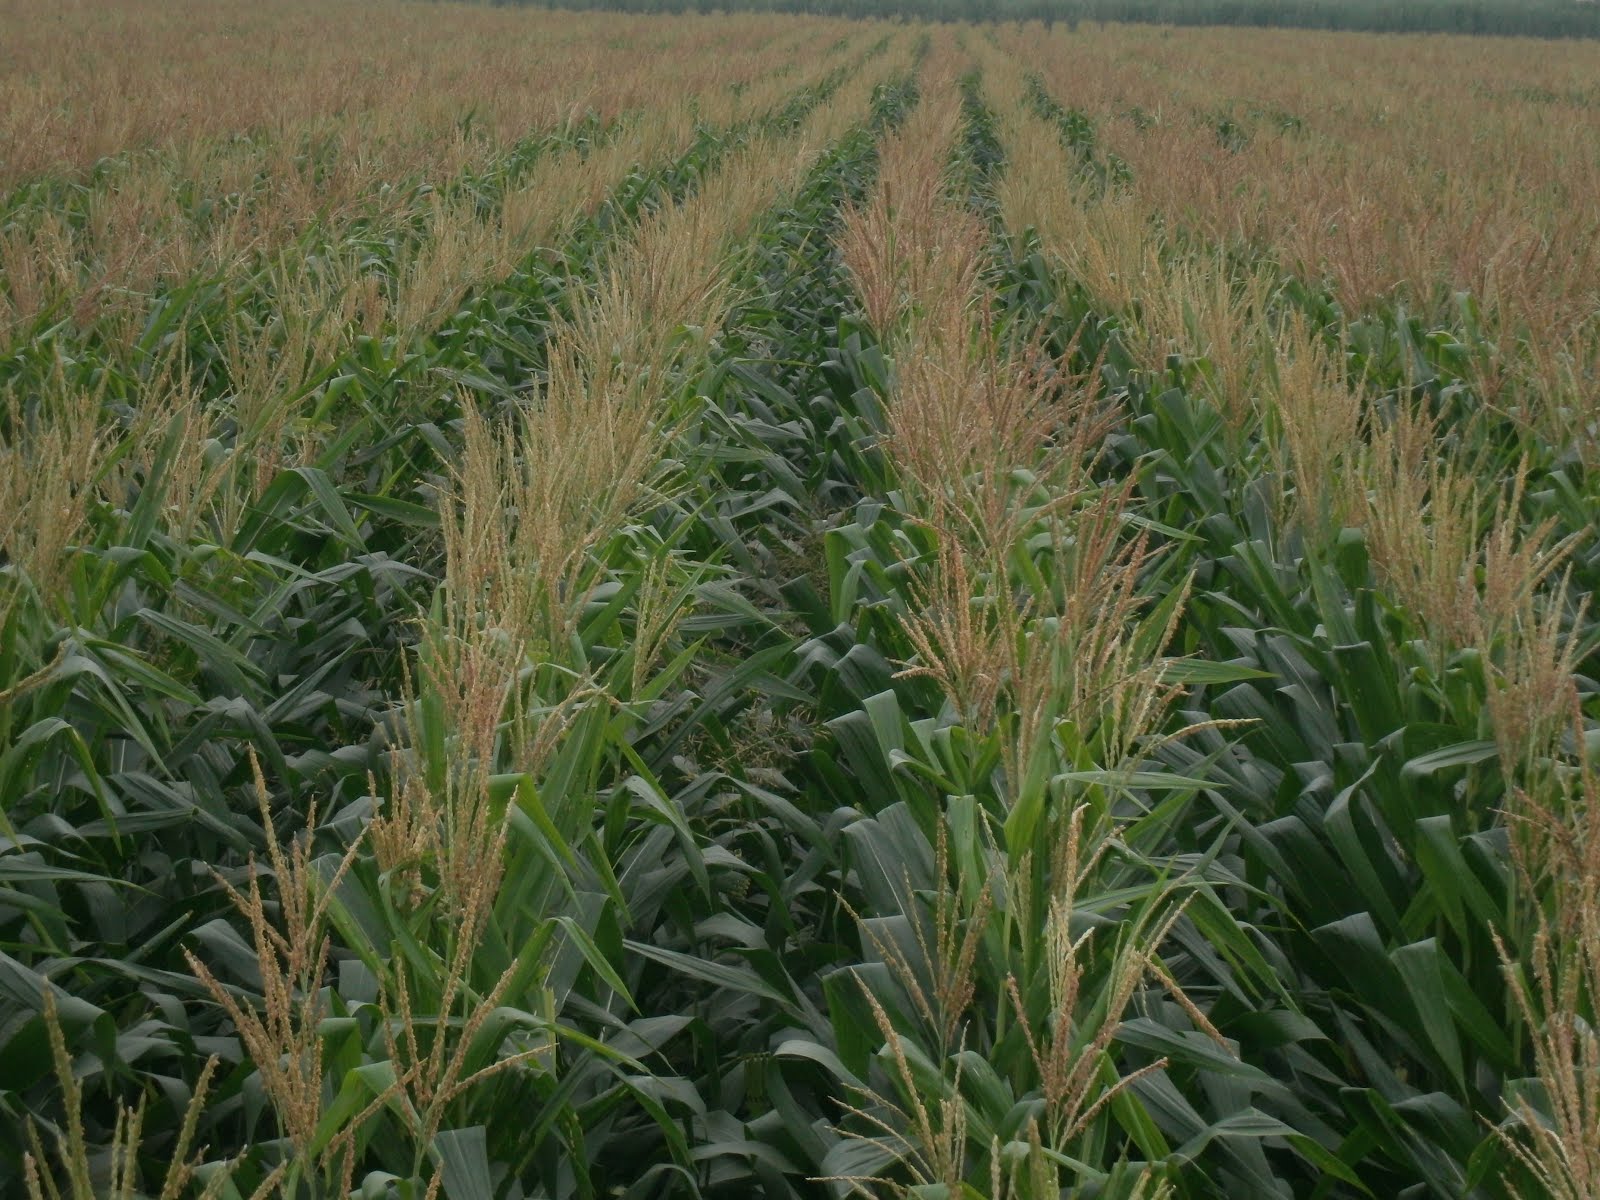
[2,3,1597,1198]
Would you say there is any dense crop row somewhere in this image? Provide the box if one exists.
[1,5,1596,1200]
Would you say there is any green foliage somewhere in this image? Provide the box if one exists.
[520,0,1600,40]
[993,76,1599,1200]
[4,34,1597,1200]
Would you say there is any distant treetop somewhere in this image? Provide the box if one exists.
[513,0,1600,39]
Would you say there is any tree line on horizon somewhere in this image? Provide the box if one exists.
[506,0,1600,39]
